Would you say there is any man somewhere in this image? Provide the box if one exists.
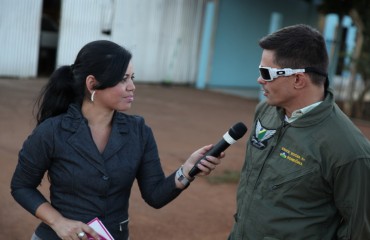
[228,24,370,239]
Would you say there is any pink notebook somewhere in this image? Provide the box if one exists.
[87,217,114,240]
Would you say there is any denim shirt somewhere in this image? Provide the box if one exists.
[11,104,182,239]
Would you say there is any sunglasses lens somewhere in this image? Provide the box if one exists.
[259,68,272,80]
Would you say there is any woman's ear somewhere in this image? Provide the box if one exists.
[86,75,97,92]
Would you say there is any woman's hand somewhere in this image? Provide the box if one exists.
[35,202,101,240]
[183,144,225,178]
[50,216,101,240]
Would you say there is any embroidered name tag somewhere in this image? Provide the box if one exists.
[280,147,305,166]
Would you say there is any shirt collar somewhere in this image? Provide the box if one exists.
[285,101,322,123]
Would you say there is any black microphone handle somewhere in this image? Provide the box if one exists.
[188,139,230,177]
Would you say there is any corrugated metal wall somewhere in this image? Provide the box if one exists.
[0,0,42,77]
[57,0,205,84]
[0,0,205,81]
[113,0,205,83]
[56,0,113,67]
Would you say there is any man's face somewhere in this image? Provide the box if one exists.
[257,50,297,108]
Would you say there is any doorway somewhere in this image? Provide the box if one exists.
[38,0,61,77]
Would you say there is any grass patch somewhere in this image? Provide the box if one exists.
[206,170,240,184]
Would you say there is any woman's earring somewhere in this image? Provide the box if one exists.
[91,90,96,102]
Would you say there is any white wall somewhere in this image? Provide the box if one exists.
[56,0,113,68]
[112,0,204,83]
[0,0,42,77]
[57,0,205,83]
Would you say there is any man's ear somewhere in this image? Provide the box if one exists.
[293,73,307,89]
[86,75,97,92]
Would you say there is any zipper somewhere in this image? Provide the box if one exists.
[119,218,129,231]
[253,121,289,190]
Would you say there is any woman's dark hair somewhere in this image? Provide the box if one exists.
[35,40,132,124]
[259,24,329,88]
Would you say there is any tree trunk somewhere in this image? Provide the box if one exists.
[354,83,370,118]
[343,9,364,116]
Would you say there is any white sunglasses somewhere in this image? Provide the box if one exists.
[258,65,306,81]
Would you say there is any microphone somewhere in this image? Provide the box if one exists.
[188,122,248,177]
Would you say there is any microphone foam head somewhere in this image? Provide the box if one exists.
[229,122,248,140]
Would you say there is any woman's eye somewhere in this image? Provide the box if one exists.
[122,75,134,82]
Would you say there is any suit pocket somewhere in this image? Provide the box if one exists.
[270,168,315,191]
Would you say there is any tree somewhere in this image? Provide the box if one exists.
[318,0,370,119]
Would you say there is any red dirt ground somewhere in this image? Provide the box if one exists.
[1,78,370,240]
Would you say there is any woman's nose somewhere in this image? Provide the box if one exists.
[127,80,135,91]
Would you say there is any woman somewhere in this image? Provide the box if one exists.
[11,40,223,240]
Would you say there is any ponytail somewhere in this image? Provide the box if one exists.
[35,65,76,125]
[35,40,132,125]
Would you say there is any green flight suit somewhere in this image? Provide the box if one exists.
[229,89,370,240]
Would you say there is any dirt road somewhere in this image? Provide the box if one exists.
[1,78,369,240]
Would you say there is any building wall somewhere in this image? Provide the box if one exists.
[0,0,205,81]
[207,0,320,96]
[0,0,42,77]
[0,0,339,95]
[56,0,113,68]
[57,0,205,84]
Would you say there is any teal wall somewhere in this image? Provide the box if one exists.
[208,0,320,92]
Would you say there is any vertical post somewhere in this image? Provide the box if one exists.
[328,15,343,85]
[195,1,215,89]
[259,12,283,101]
[269,12,283,34]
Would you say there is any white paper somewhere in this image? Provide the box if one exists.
[87,217,114,240]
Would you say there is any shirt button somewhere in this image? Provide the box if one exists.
[102,175,109,181]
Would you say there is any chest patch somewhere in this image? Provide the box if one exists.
[280,147,306,166]
[250,119,276,149]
